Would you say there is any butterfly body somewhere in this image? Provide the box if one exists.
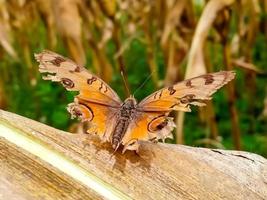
[112,97,137,150]
[35,50,235,153]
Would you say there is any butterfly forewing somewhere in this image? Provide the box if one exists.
[138,71,235,112]
[35,50,122,106]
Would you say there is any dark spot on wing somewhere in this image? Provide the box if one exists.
[87,76,97,85]
[186,80,193,87]
[203,74,214,85]
[156,121,168,130]
[99,82,108,93]
[159,90,163,98]
[153,92,158,99]
[61,78,74,88]
[99,82,103,91]
[180,94,195,104]
[69,65,82,73]
[104,85,108,93]
[72,107,83,117]
[168,86,176,95]
[147,115,166,132]
[74,65,81,72]
[50,56,65,66]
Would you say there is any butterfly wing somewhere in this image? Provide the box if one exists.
[35,50,121,139]
[138,71,235,112]
[121,71,235,152]
[67,98,118,139]
[121,111,175,152]
[35,50,122,105]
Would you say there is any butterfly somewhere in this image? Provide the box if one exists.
[35,50,235,153]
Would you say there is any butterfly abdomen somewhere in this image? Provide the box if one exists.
[111,98,137,150]
[112,117,130,149]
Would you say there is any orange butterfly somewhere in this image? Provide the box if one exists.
[35,50,235,153]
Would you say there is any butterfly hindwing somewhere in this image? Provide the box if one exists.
[68,98,117,139]
[121,111,175,152]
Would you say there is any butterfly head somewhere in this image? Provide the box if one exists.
[123,96,137,109]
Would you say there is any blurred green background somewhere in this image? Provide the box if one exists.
[0,0,266,156]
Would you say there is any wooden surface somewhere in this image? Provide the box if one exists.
[0,109,267,200]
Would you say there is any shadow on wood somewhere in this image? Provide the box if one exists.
[0,109,267,200]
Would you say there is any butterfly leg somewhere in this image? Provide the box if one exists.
[122,139,139,154]
[149,137,158,143]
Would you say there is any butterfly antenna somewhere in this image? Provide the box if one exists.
[133,70,154,96]
[121,71,131,97]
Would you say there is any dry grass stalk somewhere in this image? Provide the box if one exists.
[214,6,242,150]
[261,88,267,119]
[84,1,114,82]
[0,0,18,59]
[0,80,6,109]
[232,58,266,74]
[176,0,235,144]
[223,42,242,150]
[241,0,261,134]
[53,0,86,66]
[98,0,117,18]
[161,0,187,86]
[36,0,57,49]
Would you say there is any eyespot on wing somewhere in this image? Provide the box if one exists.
[147,115,168,132]
[67,103,94,122]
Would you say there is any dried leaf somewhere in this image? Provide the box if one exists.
[53,0,86,66]
[0,0,18,59]
[232,58,267,74]
[186,0,235,79]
